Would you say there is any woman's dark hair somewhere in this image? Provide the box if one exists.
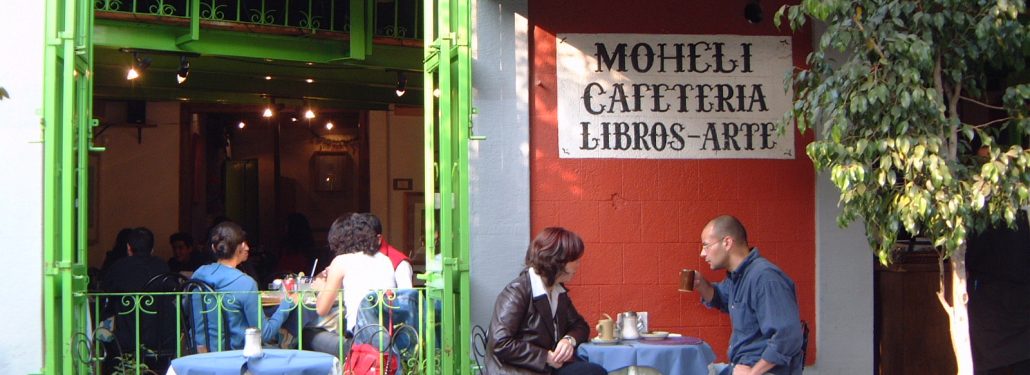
[209,221,247,260]
[524,227,585,287]
[327,213,379,256]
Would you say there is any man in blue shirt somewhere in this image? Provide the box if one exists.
[692,215,803,375]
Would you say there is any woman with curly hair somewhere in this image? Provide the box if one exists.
[307,213,397,353]
[486,227,606,374]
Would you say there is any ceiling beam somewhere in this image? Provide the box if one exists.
[93,19,423,71]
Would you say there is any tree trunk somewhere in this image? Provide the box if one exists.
[938,244,974,374]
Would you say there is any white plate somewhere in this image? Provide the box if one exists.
[591,337,620,345]
[640,332,669,340]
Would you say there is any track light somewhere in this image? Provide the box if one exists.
[176,56,190,84]
[263,107,273,118]
[395,72,407,97]
[325,122,334,130]
[238,121,246,129]
[127,53,151,80]
[744,0,762,24]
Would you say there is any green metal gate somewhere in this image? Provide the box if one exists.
[423,0,473,373]
[41,0,469,372]
[43,0,99,373]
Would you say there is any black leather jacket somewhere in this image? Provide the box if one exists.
[486,270,590,374]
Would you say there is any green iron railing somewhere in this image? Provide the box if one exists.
[80,288,432,375]
[94,0,421,39]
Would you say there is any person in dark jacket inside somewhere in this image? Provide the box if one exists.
[486,227,605,375]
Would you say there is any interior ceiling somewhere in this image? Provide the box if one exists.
[92,46,424,110]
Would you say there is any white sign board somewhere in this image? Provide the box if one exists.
[557,34,794,159]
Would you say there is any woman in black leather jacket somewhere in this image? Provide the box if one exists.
[486,227,607,375]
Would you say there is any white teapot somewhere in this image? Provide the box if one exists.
[618,311,640,340]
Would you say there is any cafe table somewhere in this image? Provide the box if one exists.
[167,349,341,375]
[577,336,716,375]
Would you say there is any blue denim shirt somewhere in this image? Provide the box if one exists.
[704,248,803,375]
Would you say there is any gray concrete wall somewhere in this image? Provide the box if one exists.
[0,0,45,373]
[809,21,875,375]
[469,0,531,332]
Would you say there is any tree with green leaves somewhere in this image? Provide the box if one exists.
[776,0,1029,373]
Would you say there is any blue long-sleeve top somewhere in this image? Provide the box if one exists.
[191,263,293,350]
[704,248,803,375]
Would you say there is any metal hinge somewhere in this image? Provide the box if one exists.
[45,261,74,276]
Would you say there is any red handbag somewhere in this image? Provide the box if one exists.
[343,343,399,375]
[345,294,400,375]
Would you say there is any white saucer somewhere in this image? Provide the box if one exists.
[640,332,669,340]
[591,337,620,345]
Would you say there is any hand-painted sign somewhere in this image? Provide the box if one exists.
[557,34,794,159]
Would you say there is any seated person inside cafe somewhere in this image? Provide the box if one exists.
[308,212,398,354]
[691,215,803,375]
[190,221,295,352]
[369,213,414,288]
[167,231,206,274]
[101,226,171,353]
[486,227,606,375]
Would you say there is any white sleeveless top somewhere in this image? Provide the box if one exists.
[336,252,397,331]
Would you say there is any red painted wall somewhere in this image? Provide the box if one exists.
[528,0,816,364]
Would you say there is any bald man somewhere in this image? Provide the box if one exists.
[690,215,803,375]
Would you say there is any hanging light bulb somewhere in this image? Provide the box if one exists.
[302,101,315,119]
[262,97,275,118]
[127,67,140,80]
[238,121,246,129]
[395,71,407,97]
[176,56,190,84]
[325,122,334,130]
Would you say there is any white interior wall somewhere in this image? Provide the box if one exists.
[0,0,46,372]
[89,102,182,265]
[369,109,425,252]
[469,0,532,330]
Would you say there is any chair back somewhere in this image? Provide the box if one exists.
[352,289,425,369]
[471,325,488,375]
[180,279,228,353]
[139,273,189,364]
[800,320,810,371]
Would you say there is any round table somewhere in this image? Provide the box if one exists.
[167,349,341,375]
[577,337,716,375]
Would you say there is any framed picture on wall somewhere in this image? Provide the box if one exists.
[393,178,413,191]
[311,152,351,192]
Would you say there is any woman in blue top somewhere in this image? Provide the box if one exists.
[191,221,294,352]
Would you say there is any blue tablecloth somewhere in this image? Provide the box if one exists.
[577,338,716,375]
[168,349,340,375]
